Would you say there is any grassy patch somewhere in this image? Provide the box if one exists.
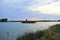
[16,24,60,40]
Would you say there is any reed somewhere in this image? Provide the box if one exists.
[16,24,60,40]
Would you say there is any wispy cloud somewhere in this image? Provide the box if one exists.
[27,0,60,15]
[0,0,60,19]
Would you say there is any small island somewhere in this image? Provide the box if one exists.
[21,19,36,23]
[0,18,7,22]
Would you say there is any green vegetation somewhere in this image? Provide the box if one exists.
[16,24,60,40]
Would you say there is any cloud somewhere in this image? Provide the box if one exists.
[27,0,60,15]
[1,0,60,19]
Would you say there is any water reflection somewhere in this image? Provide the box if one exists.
[0,22,60,40]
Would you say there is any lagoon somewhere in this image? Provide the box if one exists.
[0,22,60,40]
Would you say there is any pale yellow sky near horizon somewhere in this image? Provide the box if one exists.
[28,0,60,15]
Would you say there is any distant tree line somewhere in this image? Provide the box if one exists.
[0,18,7,22]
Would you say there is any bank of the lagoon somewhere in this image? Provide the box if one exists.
[16,24,60,40]
[0,22,60,40]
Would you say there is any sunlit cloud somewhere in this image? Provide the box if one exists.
[1,0,60,19]
[27,0,60,15]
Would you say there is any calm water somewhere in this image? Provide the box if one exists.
[0,22,60,40]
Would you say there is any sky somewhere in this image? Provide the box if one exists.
[0,0,60,20]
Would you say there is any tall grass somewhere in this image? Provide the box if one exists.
[16,24,60,40]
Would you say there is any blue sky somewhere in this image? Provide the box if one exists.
[0,0,60,20]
